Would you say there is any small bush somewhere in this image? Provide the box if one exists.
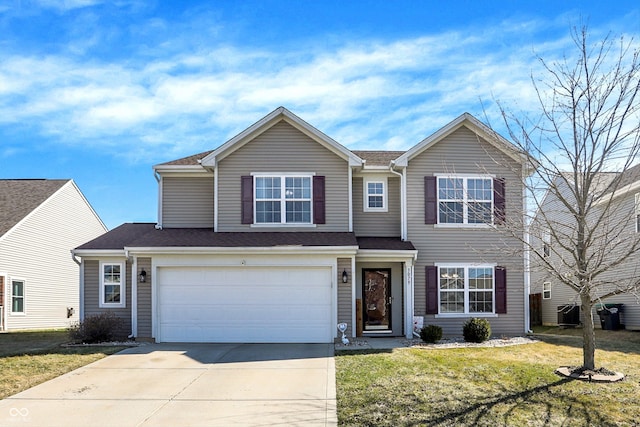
[462,317,491,343]
[68,312,124,343]
[420,324,443,343]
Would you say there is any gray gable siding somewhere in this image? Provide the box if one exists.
[162,176,214,228]
[406,126,526,336]
[216,121,350,232]
[352,176,401,237]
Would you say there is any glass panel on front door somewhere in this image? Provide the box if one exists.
[363,269,391,331]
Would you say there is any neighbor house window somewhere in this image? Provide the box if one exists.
[636,193,640,232]
[100,262,125,308]
[543,229,551,258]
[363,177,387,212]
[543,282,551,299]
[11,280,25,314]
[439,266,494,314]
[255,175,312,224]
[438,176,493,225]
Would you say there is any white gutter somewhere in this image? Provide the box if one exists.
[154,170,163,229]
[131,257,138,339]
[125,245,360,256]
[389,161,407,240]
[71,251,85,320]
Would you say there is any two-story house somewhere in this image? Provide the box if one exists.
[531,169,640,330]
[73,107,529,343]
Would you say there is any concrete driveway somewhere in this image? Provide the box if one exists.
[0,343,336,427]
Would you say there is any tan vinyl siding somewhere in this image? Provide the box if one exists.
[406,126,526,336]
[83,259,132,339]
[353,176,401,237]
[162,176,214,228]
[337,258,353,337]
[0,182,107,330]
[216,121,349,232]
[137,257,152,338]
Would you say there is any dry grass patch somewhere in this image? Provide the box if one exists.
[0,330,124,399]
[336,330,640,426]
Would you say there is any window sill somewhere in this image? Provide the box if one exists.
[251,223,317,228]
[434,224,493,229]
[9,312,26,316]
[99,304,126,309]
[363,208,388,213]
[435,313,498,318]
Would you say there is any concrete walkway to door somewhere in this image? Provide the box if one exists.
[0,343,336,427]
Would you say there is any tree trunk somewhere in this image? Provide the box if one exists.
[580,293,596,370]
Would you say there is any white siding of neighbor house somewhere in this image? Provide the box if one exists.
[406,126,526,336]
[533,184,640,329]
[0,181,107,330]
[162,176,214,228]
[216,121,350,232]
[352,176,401,237]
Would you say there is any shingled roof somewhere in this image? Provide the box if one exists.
[352,151,406,166]
[0,179,69,237]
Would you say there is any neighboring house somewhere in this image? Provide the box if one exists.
[73,107,529,343]
[530,169,640,330]
[0,179,107,331]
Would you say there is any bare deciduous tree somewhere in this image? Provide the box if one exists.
[498,26,640,371]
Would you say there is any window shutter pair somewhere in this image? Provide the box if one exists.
[424,176,506,224]
[425,265,507,314]
[240,176,325,224]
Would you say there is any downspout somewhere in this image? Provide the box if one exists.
[389,161,407,241]
[523,166,532,334]
[348,166,353,232]
[71,251,84,320]
[131,256,138,339]
[154,170,163,230]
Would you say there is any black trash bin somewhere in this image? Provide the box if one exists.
[597,304,624,330]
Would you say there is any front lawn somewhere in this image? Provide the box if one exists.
[0,330,125,399]
[336,329,640,426]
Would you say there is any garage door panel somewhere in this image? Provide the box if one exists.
[157,266,333,343]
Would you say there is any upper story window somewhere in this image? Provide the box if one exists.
[100,262,126,308]
[12,280,25,314]
[635,193,640,232]
[255,175,312,224]
[438,177,493,224]
[363,177,387,212]
[542,229,551,257]
[543,282,551,299]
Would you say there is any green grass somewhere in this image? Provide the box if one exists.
[336,329,640,426]
[0,330,125,399]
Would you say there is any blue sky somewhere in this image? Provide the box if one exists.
[1,0,638,229]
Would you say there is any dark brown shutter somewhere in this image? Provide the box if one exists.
[425,176,437,224]
[494,178,506,225]
[241,176,253,224]
[313,176,326,224]
[495,266,507,314]
[426,265,438,314]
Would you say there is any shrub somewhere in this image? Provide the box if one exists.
[68,312,124,343]
[420,324,443,343]
[462,317,491,343]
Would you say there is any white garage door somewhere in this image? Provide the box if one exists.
[157,266,333,343]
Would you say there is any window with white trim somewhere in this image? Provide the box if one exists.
[255,175,312,224]
[100,262,125,308]
[439,266,494,314]
[363,177,387,212]
[635,193,640,232]
[543,282,551,299]
[12,280,25,314]
[542,229,551,257]
[438,177,493,224]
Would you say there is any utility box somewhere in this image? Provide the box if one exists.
[557,305,580,327]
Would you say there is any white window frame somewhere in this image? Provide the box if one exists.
[543,282,551,299]
[435,264,497,317]
[11,279,26,315]
[363,177,388,212]
[542,229,551,258]
[435,175,494,227]
[635,193,640,233]
[99,261,126,308]
[252,173,315,226]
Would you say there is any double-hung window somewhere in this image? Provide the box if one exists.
[543,282,551,299]
[438,266,494,314]
[12,280,25,314]
[100,262,125,308]
[255,175,312,224]
[635,193,640,232]
[363,177,387,212]
[438,176,493,225]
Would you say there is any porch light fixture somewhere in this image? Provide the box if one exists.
[342,269,348,283]
[139,269,147,283]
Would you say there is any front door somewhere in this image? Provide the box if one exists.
[362,269,391,332]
